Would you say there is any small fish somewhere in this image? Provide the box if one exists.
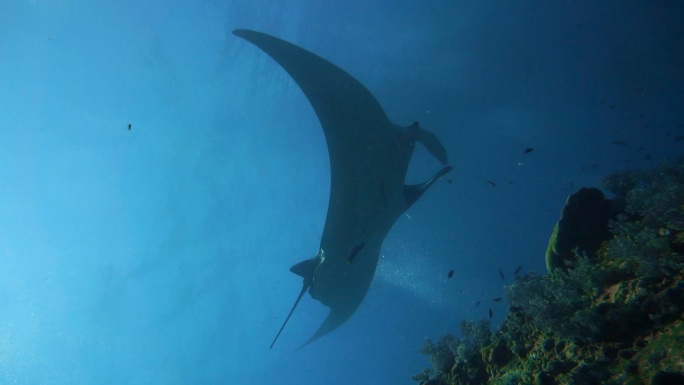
[486,180,496,187]
[127,123,132,131]
[674,135,684,142]
[498,269,505,280]
[488,308,493,318]
[492,297,502,302]
[513,265,522,275]
[447,179,453,184]
[447,270,454,279]
[645,154,651,161]
[474,301,480,307]
[346,242,366,264]
[611,140,628,146]
[523,147,534,154]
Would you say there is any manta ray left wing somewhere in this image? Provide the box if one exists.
[234,29,451,348]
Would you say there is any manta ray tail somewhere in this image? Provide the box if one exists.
[405,166,452,208]
[270,255,322,349]
[270,279,309,350]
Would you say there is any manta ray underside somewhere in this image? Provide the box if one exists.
[234,29,451,348]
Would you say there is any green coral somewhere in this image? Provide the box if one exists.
[415,158,684,385]
[544,223,560,271]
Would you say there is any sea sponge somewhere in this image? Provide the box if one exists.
[545,187,613,271]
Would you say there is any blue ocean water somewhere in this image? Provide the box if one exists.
[1,1,682,383]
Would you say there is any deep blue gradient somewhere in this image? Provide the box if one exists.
[1,1,682,383]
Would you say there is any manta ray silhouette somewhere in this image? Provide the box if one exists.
[234,29,451,348]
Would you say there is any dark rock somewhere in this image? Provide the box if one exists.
[555,340,566,353]
[651,371,684,385]
[488,339,512,367]
[647,348,667,365]
[601,345,618,360]
[546,360,575,376]
[535,371,556,385]
[634,339,647,349]
[624,361,639,374]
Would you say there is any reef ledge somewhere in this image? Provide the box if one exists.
[414,159,684,385]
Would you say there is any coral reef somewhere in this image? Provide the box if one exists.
[412,320,491,385]
[415,159,684,385]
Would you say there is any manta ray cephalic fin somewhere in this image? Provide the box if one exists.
[405,165,452,208]
[405,121,449,165]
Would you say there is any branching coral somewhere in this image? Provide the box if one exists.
[505,256,607,341]
[602,159,684,280]
[419,335,459,376]
[415,322,491,384]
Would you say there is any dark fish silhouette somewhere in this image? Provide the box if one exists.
[486,180,496,187]
[127,123,131,131]
[234,29,451,348]
[492,297,502,302]
[488,308,493,318]
[513,265,522,275]
[474,301,481,307]
[523,147,534,154]
[447,270,454,279]
[498,269,505,280]
[611,140,628,146]
[674,135,684,142]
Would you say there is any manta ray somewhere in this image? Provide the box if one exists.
[234,29,451,348]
